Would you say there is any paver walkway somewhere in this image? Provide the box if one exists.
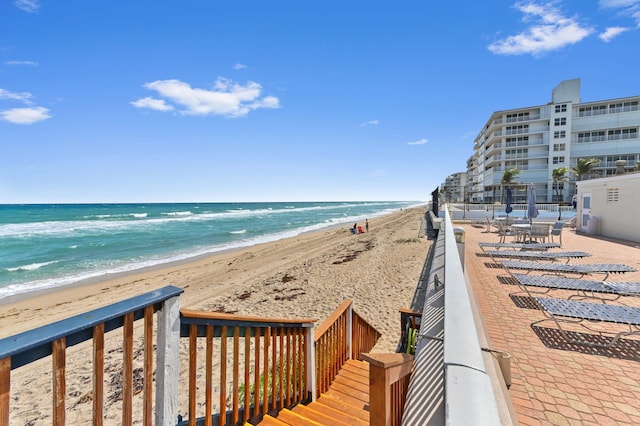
[462,222,640,425]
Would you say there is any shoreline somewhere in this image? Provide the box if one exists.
[0,205,421,307]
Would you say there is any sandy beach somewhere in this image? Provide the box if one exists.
[1,206,431,424]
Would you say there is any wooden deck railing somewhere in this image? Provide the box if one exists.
[313,299,381,395]
[1,290,382,426]
[179,310,316,426]
[0,285,184,426]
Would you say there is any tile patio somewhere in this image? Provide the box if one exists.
[461,222,640,425]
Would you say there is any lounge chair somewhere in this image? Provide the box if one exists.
[533,297,640,348]
[487,250,591,263]
[500,260,637,280]
[512,273,640,301]
[478,242,561,253]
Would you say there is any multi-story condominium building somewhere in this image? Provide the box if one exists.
[468,79,640,204]
[441,172,467,203]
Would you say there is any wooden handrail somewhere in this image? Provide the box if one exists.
[314,299,352,341]
[181,309,316,324]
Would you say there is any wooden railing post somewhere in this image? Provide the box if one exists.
[155,295,181,426]
[346,304,353,361]
[361,353,414,426]
[306,326,316,402]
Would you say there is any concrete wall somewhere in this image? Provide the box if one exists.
[576,173,640,243]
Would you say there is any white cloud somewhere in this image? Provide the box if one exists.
[488,2,593,56]
[360,120,379,127]
[5,60,38,66]
[14,0,40,13]
[600,0,640,26]
[0,88,52,124]
[133,77,280,118]
[599,0,639,8]
[407,138,428,145]
[130,97,174,111]
[0,88,34,103]
[233,63,247,70]
[1,106,51,124]
[599,26,630,41]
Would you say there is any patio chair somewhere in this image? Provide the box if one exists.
[500,260,637,280]
[495,221,512,243]
[550,221,564,246]
[529,223,551,243]
[533,297,640,348]
[478,242,561,253]
[487,250,591,263]
[512,273,640,301]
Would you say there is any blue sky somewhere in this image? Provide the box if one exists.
[1,0,639,203]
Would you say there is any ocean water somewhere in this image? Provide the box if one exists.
[0,201,420,301]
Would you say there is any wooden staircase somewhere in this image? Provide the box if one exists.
[257,359,370,425]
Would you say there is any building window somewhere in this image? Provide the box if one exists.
[608,128,638,140]
[505,160,529,170]
[505,148,528,159]
[505,136,529,147]
[554,117,567,126]
[578,105,606,117]
[555,104,567,113]
[609,101,639,113]
[553,130,566,139]
[577,131,606,143]
[607,188,619,203]
[553,143,566,151]
[552,156,565,164]
[505,124,528,135]
[506,112,530,123]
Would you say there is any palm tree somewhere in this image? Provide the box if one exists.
[552,167,569,203]
[501,168,521,202]
[571,158,600,181]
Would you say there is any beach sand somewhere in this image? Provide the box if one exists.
[1,206,431,424]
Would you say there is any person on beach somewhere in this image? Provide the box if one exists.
[352,223,357,234]
[366,219,369,232]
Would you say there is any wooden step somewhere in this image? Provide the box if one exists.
[316,394,369,421]
[333,373,369,393]
[325,388,369,410]
[328,380,369,404]
[292,404,357,426]
[276,408,323,425]
[308,398,369,424]
[335,367,370,387]
[258,415,289,425]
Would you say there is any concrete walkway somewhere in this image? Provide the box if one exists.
[461,222,640,425]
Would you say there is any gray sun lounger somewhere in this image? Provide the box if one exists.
[513,273,640,301]
[534,297,640,348]
[487,250,591,263]
[479,242,560,253]
[500,260,637,280]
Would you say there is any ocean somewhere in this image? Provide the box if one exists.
[0,201,421,301]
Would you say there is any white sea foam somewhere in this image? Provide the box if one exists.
[230,229,247,234]
[6,260,58,272]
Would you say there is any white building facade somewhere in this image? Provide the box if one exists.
[468,79,640,204]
